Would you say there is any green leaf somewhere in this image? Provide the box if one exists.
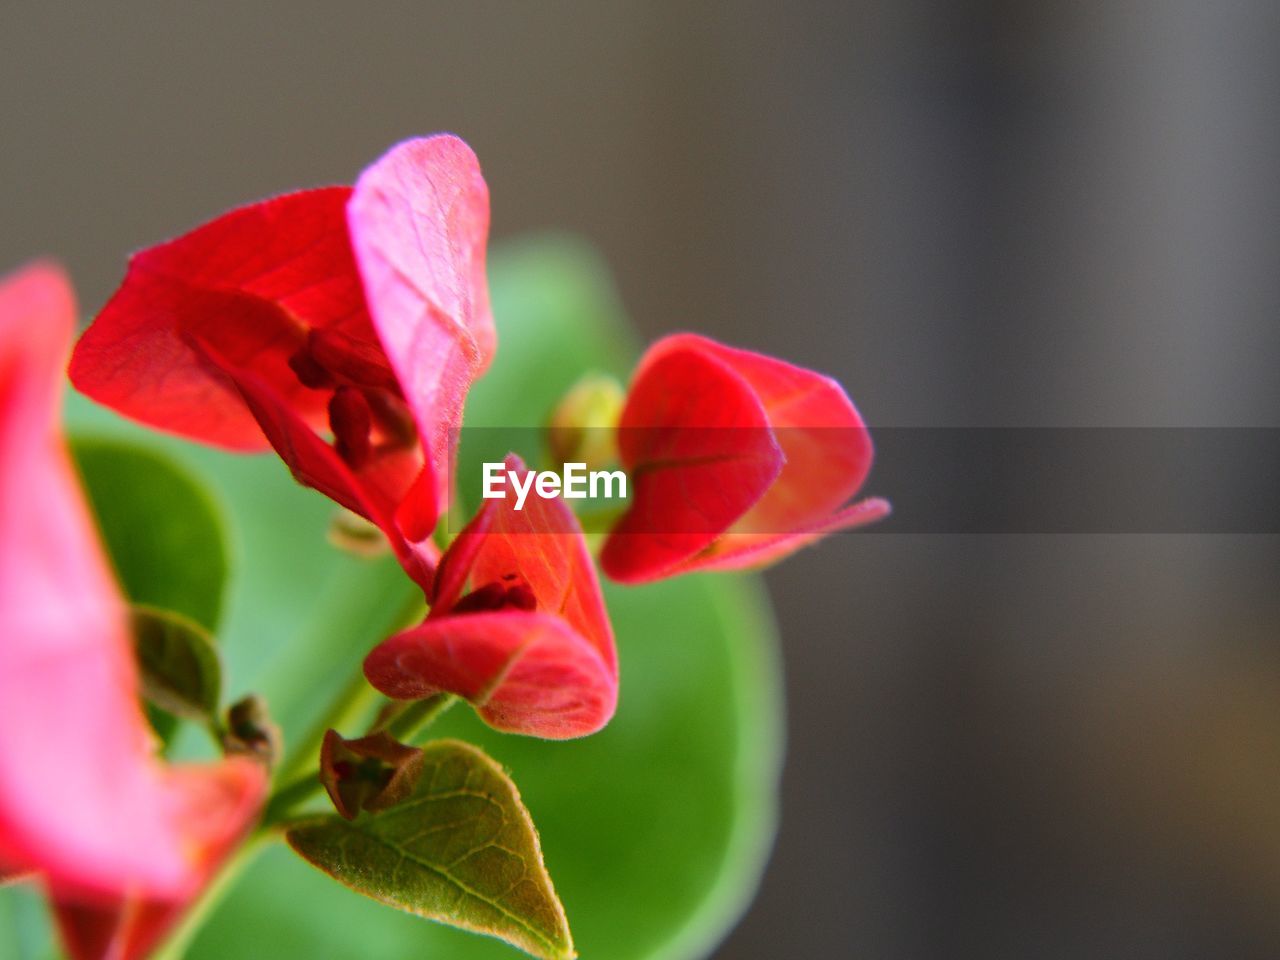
[286,740,575,960]
[69,437,230,631]
[130,605,222,728]
[0,881,56,960]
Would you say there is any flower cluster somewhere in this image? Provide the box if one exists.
[1,134,886,960]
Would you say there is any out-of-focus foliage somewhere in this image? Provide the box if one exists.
[130,606,222,731]
[70,438,229,631]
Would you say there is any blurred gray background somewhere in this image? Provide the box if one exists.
[4,2,1279,957]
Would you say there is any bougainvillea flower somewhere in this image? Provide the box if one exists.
[601,333,890,583]
[69,134,494,588]
[365,455,618,739]
[0,263,265,958]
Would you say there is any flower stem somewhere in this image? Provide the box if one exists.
[381,691,458,742]
[260,773,322,828]
[274,591,428,785]
[275,669,376,785]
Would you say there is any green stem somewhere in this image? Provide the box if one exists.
[260,773,323,828]
[275,668,377,784]
[275,592,428,785]
[386,692,457,742]
[154,689,455,951]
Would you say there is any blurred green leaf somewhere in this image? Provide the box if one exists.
[69,437,230,631]
[287,740,575,960]
[63,395,422,748]
[0,881,56,960]
[35,234,783,960]
[466,235,637,425]
[131,605,222,729]
[451,235,639,525]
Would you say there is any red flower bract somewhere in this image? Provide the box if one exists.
[0,263,265,960]
[601,333,890,582]
[364,455,619,739]
[69,134,494,589]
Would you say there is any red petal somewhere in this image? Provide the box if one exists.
[0,264,265,905]
[600,343,784,583]
[347,135,495,516]
[364,611,617,739]
[0,262,187,893]
[670,334,875,535]
[69,139,495,584]
[442,454,615,672]
[673,497,892,574]
[70,188,378,450]
[201,345,438,589]
[604,334,886,580]
[366,454,617,738]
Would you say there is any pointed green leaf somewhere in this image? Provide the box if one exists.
[286,740,574,960]
[130,605,222,728]
[69,437,230,631]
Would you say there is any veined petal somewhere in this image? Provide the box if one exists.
[672,334,875,535]
[601,342,783,583]
[462,454,615,673]
[603,333,885,581]
[69,188,374,449]
[365,611,617,739]
[348,135,495,515]
[69,137,495,593]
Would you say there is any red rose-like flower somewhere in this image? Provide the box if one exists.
[601,334,890,583]
[0,263,265,960]
[365,455,619,739]
[69,134,494,588]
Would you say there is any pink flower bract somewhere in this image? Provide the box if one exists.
[601,333,890,582]
[69,134,495,589]
[0,262,265,959]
